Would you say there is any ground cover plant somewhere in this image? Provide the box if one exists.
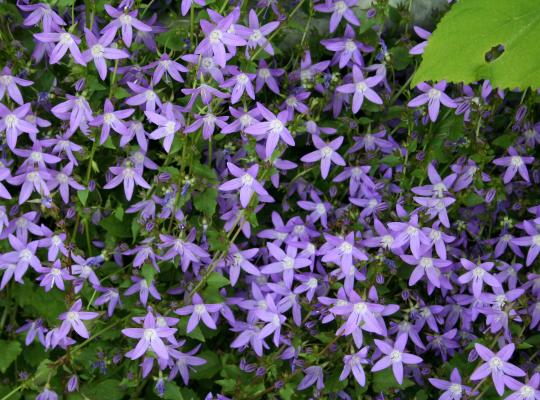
[0,0,539,399]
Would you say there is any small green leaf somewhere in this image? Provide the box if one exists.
[206,272,229,289]
[77,189,89,206]
[372,369,414,392]
[193,188,218,217]
[82,379,125,400]
[0,341,22,373]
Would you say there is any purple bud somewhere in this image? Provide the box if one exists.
[9,205,19,216]
[401,290,410,300]
[158,172,171,182]
[515,105,527,122]
[468,349,479,362]
[485,188,496,203]
[367,8,376,18]
[255,367,266,376]
[376,273,385,284]
[66,208,76,219]
[145,221,155,231]
[274,380,284,389]
[67,375,79,392]
[75,78,86,92]
[155,378,165,397]
[416,151,425,161]
[88,180,96,192]
[329,186,338,198]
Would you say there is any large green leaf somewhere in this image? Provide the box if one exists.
[413,0,540,89]
[0,340,22,373]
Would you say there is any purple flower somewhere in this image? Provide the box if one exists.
[371,334,423,384]
[340,347,369,386]
[124,275,161,306]
[145,103,182,152]
[245,103,295,159]
[175,293,222,333]
[504,374,540,400]
[337,65,383,113]
[145,53,188,84]
[493,147,534,184]
[58,299,99,339]
[236,10,279,56]
[261,243,311,288]
[255,60,284,94]
[512,220,540,266]
[36,389,58,400]
[51,94,93,135]
[122,311,177,360]
[91,99,134,144]
[428,368,472,400]
[298,365,324,391]
[219,162,271,208]
[103,161,151,201]
[0,103,38,149]
[126,82,162,112]
[314,0,360,33]
[410,26,431,55]
[33,31,86,65]
[195,12,247,67]
[0,67,33,105]
[408,81,456,122]
[321,232,367,274]
[457,258,501,298]
[19,3,66,32]
[221,245,260,286]
[0,235,40,282]
[37,260,73,292]
[101,5,152,48]
[48,162,85,204]
[169,346,207,384]
[300,135,345,179]
[470,343,526,395]
[82,29,129,80]
[222,69,256,104]
[181,0,206,16]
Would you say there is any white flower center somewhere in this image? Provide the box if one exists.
[165,120,176,134]
[406,226,418,236]
[91,44,104,57]
[194,304,206,315]
[533,234,540,247]
[57,172,68,184]
[51,268,61,276]
[320,146,333,158]
[145,90,156,101]
[66,311,78,321]
[123,167,135,178]
[433,182,446,197]
[316,203,326,215]
[428,88,441,99]
[390,350,402,362]
[345,39,356,52]
[26,172,39,182]
[259,68,270,79]
[209,29,223,44]
[489,357,503,370]
[143,328,157,341]
[30,152,43,162]
[353,302,367,313]
[0,75,13,85]
[472,267,485,278]
[202,57,215,69]
[356,82,367,92]
[103,113,116,124]
[334,1,347,14]
[59,33,73,45]
[270,119,284,133]
[20,249,33,261]
[420,257,433,269]
[307,277,318,288]
[120,14,132,25]
[282,256,294,270]
[52,235,62,246]
[520,385,534,398]
[381,235,394,247]
[449,383,462,396]
[241,173,254,186]
[239,114,252,127]
[237,73,249,85]
[340,242,353,254]
[368,199,378,209]
[510,156,523,167]
[250,29,262,41]
[5,114,17,128]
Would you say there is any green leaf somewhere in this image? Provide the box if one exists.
[206,272,230,289]
[82,379,124,400]
[141,263,156,285]
[193,188,218,217]
[413,0,540,89]
[191,350,220,380]
[100,214,132,238]
[0,341,22,373]
[77,189,90,206]
[372,369,414,392]
[192,163,218,183]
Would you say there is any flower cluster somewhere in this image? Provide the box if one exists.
[0,1,539,400]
